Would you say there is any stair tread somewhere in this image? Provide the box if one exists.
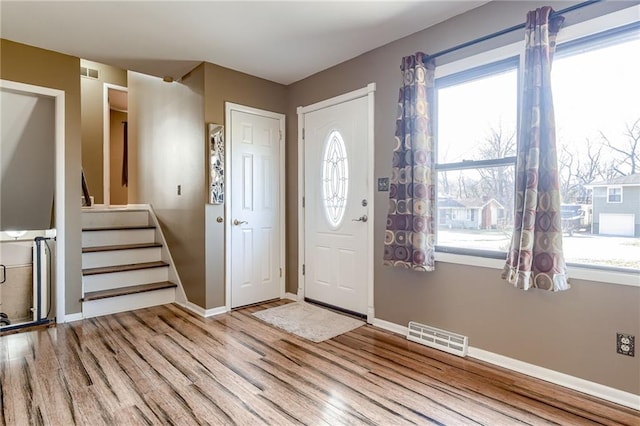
[82,261,169,276]
[82,281,177,302]
[82,208,148,213]
[83,225,155,232]
[83,242,162,253]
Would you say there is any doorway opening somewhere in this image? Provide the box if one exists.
[1,80,66,331]
[104,85,129,206]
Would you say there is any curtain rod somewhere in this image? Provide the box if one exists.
[425,0,603,61]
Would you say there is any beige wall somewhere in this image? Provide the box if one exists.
[286,1,640,394]
[109,109,128,205]
[128,69,206,306]
[1,39,83,315]
[203,62,287,308]
[80,59,127,204]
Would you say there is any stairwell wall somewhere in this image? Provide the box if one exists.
[128,69,207,306]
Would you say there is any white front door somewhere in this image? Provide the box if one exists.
[228,105,284,308]
[302,91,372,316]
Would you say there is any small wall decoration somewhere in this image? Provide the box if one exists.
[208,124,224,204]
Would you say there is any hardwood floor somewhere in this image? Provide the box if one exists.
[0,300,638,425]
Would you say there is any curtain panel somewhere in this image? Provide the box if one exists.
[502,7,570,291]
[384,52,436,272]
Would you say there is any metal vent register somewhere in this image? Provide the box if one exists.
[407,321,468,357]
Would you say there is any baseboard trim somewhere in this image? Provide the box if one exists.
[372,318,408,336]
[62,312,84,323]
[467,347,640,411]
[371,317,640,411]
[180,302,227,318]
[283,292,298,301]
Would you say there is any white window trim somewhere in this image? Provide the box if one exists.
[432,5,640,285]
[607,186,623,203]
[435,252,639,287]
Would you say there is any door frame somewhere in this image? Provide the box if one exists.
[297,83,376,323]
[102,83,128,206]
[1,79,66,323]
[224,102,286,310]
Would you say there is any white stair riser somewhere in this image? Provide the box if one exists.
[82,247,162,269]
[82,229,156,247]
[83,267,169,293]
[82,288,176,318]
[82,210,149,228]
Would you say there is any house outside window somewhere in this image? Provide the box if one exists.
[607,187,623,203]
[433,8,640,276]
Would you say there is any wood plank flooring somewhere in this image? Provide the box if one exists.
[1,300,638,425]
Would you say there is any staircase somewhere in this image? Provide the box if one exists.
[81,207,184,318]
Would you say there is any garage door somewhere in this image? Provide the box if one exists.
[599,213,635,236]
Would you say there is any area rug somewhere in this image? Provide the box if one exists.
[252,302,365,343]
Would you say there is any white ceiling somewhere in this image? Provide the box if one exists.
[1,1,488,85]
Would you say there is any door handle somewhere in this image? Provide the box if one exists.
[0,265,5,284]
[352,215,368,223]
[233,219,248,226]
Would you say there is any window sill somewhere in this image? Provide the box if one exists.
[434,252,640,288]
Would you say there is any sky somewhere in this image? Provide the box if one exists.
[436,36,640,168]
[553,37,640,152]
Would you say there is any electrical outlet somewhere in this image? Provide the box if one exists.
[616,333,635,357]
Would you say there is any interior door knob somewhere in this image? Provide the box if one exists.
[233,219,248,226]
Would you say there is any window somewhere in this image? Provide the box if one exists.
[607,187,623,203]
[552,25,639,270]
[321,130,349,228]
[433,10,640,275]
[467,209,475,222]
[435,58,518,253]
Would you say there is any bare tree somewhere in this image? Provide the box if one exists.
[477,127,516,160]
[558,138,607,203]
[475,127,516,216]
[438,171,451,196]
[558,143,577,201]
[600,117,640,176]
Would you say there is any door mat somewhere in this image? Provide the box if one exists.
[252,302,365,343]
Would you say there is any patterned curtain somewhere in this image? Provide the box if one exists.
[384,52,436,272]
[502,7,569,291]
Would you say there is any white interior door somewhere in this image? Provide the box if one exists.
[229,107,283,308]
[303,95,370,315]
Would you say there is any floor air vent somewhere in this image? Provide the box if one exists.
[407,321,468,357]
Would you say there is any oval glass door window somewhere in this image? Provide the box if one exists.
[322,130,349,227]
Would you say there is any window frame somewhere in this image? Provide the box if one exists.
[430,5,640,286]
[607,186,623,203]
[434,56,519,257]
